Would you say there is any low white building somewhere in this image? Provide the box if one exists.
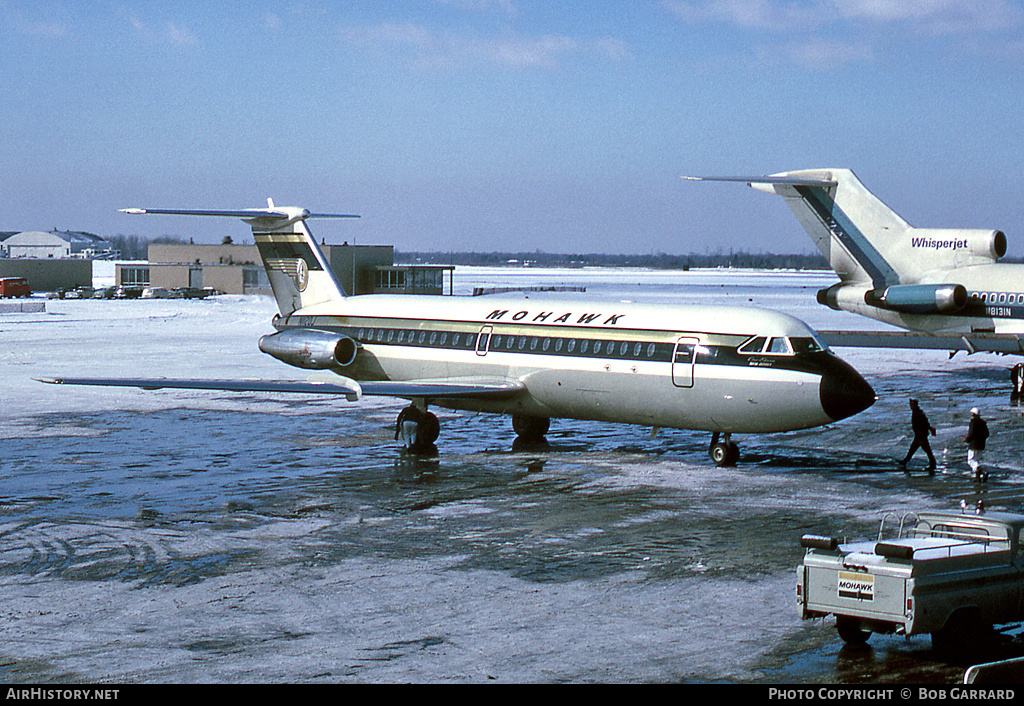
[1,230,114,259]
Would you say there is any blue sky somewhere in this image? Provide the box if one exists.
[2,1,1023,255]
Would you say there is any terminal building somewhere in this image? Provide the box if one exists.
[117,242,454,296]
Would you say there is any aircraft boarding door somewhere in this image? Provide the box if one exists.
[476,325,493,356]
[671,337,698,388]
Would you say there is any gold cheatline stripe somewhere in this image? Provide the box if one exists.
[253,232,306,241]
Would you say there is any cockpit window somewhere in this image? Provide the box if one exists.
[740,335,823,356]
[789,337,824,355]
[738,336,767,354]
[740,335,818,356]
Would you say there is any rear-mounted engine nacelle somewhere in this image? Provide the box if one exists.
[816,283,870,311]
[258,329,359,370]
[867,283,968,314]
[972,229,1007,260]
[911,228,1007,262]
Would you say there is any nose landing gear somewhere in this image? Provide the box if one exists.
[709,432,739,467]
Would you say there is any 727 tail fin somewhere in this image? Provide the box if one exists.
[685,170,1005,289]
[121,201,358,316]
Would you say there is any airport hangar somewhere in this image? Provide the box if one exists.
[0,230,112,291]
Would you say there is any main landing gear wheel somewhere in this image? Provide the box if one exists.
[709,432,740,467]
[396,406,439,452]
[419,411,440,446]
[512,414,550,444]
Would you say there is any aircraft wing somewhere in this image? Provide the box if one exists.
[37,377,525,402]
[818,331,1024,355]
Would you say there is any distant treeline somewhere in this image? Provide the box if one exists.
[108,238,1024,269]
[108,234,187,260]
[396,250,831,270]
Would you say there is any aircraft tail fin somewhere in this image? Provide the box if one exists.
[121,201,359,316]
[685,170,1005,288]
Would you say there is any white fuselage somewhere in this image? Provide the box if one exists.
[277,292,875,434]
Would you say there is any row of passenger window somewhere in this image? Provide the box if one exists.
[351,326,676,361]
[357,327,476,349]
[487,333,665,360]
[973,291,1024,306]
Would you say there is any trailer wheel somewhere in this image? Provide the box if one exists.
[836,616,871,645]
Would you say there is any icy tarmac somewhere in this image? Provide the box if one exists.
[3,268,1024,683]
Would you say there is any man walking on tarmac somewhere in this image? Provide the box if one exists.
[1012,363,1024,406]
[964,407,990,482]
[899,398,937,474]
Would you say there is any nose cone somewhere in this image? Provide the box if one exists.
[819,356,876,421]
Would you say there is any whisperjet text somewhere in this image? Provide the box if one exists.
[911,236,968,250]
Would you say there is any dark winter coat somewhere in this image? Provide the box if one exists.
[911,406,934,439]
[965,416,990,450]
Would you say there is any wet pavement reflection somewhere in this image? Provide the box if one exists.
[4,358,1024,683]
[5,285,1024,682]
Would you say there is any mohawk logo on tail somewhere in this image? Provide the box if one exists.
[251,223,347,316]
[265,256,309,291]
[254,231,321,296]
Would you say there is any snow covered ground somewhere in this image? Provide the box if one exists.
[1,268,1022,684]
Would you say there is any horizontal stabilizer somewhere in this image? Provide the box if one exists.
[120,207,359,220]
[682,175,837,187]
[121,199,358,316]
[37,377,525,402]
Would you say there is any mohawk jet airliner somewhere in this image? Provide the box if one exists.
[687,170,1024,355]
[41,201,875,466]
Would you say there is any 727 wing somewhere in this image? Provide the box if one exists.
[818,331,1024,356]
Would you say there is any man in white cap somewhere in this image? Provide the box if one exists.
[963,408,990,482]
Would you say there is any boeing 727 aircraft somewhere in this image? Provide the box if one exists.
[687,170,1024,355]
[41,201,875,466]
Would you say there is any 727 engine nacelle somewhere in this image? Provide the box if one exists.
[867,283,968,315]
[816,282,872,311]
[909,228,1007,264]
[258,329,359,370]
